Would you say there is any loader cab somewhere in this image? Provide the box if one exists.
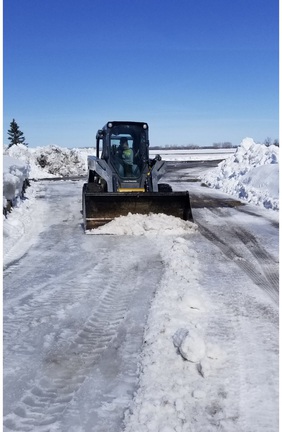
[100,122,150,180]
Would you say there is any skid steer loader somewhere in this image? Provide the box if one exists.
[82,121,193,230]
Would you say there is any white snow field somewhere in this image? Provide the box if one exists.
[3,139,279,431]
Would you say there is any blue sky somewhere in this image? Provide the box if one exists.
[4,0,279,148]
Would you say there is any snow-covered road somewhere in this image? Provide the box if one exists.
[4,180,166,431]
[3,162,279,432]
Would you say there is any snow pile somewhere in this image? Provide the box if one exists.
[30,145,89,177]
[3,184,47,267]
[124,235,231,431]
[4,143,91,179]
[3,144,92,212]
[202,138,279,210]
[90,213,197,236]
[3,155,30,208]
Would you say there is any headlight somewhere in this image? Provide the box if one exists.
[143,123,148,129]
[107,122,113,128]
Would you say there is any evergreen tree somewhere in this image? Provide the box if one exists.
[264,137,272,147]
[7,119,27,148]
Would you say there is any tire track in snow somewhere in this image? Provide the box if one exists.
[218,287,279,431]
[4,182,163,430]
[197,218,279,303]
[191,230,278,431]
[4,180,165,431]
[4,248,160,431]
[233,227,279,293]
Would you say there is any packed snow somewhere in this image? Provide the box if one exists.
[3,138,279,431]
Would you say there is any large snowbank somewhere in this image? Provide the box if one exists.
[3,144,92,212]
[202,138,279,210]
[3,155,30,208]
[4,143,91,179]
[3,138,279,214]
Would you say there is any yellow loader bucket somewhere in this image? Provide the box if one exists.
[82,189,193,231]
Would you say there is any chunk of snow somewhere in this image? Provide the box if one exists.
[173,328,206,362]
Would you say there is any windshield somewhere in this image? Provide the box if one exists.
[109,125,148,179]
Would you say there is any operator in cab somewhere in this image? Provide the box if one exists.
[120,137,133,176]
